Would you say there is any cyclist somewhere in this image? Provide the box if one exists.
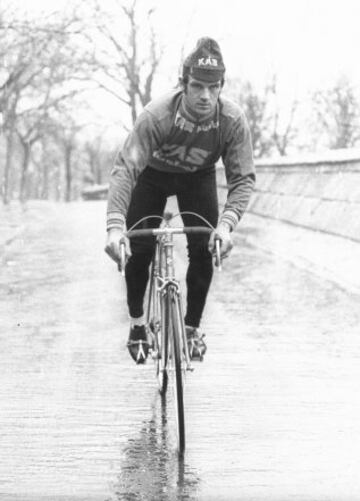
[105,37,255,364]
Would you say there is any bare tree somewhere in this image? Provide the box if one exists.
[90,0,163,125]
[0,12,34,202]
[31,134,62,201]
[15,73,80,202]
[47,113,83,202]
[312,76,360,149]
[270,77,298,156]
[84,135,114,185]
[227,75,298,158]
[0,4,94,203]
[0,1,162,203]
[1,96,18,203]
[227,79,273,158]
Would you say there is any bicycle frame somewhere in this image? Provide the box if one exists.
[149,230,192,371]
[119,217,222,454]
[122,223,221,375]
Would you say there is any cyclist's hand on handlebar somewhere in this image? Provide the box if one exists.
[208,222,233,260]
[104,228,131,265]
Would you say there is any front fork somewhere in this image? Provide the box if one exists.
[150,278,193,372]
[175,290,193,371]
[168,284,193,372]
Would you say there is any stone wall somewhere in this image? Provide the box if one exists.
[217,149,360,242]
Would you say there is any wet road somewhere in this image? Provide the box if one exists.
[1,201,360,501]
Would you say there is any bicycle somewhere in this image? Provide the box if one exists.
[119,211,222,455]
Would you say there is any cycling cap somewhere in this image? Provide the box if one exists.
[183,37,225,83]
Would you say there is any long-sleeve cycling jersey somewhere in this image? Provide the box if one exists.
[107,89,255,231]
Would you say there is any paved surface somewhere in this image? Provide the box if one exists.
[245,212,360,295]
[0,201,360,501]
[0,203,26,250]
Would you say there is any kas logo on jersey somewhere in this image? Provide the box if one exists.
[197,57,218,67]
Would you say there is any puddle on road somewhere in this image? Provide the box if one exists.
[111,395,200,501]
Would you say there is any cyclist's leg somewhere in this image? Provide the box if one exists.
[176,168,219,328]
[125,167,168,319]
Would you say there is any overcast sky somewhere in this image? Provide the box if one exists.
[19,0,360,89]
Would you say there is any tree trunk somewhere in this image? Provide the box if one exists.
[64,145,72,202]
[130,91,137,125]
[39,138,50,200]
[41,160,49,200]
[96,165,102,184]
[19,142,31,203]
[2,128,15,205]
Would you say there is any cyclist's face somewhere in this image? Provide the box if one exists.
[183,76,222,118]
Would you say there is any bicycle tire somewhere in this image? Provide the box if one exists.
[169,288,186,454]
[157,291,169,396]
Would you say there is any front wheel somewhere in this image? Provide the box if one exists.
[170,290,185,454]
[156,290,169,396]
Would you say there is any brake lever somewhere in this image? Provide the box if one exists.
[214,235,222,271]
[118,238,126,276]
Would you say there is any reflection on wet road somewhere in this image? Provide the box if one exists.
[113,396,200,501]
[1,201,360,500]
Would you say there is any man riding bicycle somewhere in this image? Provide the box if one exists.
[105,37,256,364]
